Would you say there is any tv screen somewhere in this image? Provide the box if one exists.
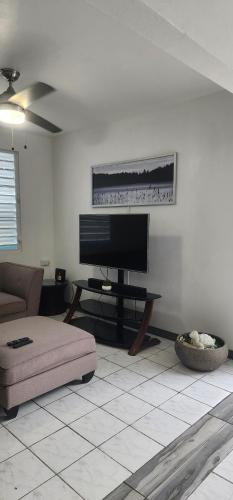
[79,214,149,272]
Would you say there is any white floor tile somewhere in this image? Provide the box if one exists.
[104,351,143,367]
[50,313,66,321]
[95,344,120,356]
[160,393,210,424]
[105,368,147,391]
[165,344,177,352]
[6,408,64,446]
[128,359,167,378]
[174,363,205,379]
[187,473,233,500]
[220,359,233,376]
[2,341,231,500]
[60,448,130,500]
[143,339,173,355]
[100,426,163,472]
[133,407,189,446]
[23,476,82,499]
[70,408,126,446]
[95,358,121,378]
[3,401,40,424]
[148,350,179,368]
[77,379,123,406]
[67,375,99,392]
[130,379,177,406]
[214,449,233,483]
[0,449,53,500]
[45,393,96,424]
[0,427,25,462]
[103,393,153,424]
[0,406,5,424]
[96,353,104,359]
[31,427,94,472]
[182,380,229,407]
[153,368,196,391]
[34,386,72,407]
[202,370,233,392]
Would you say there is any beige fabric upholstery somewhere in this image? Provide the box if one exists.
[0,353,96,409]
[0,262,43,323]
[0,316,96,385]
[0,312,26,324]
[0,316,96,410]
[0,292,26,316]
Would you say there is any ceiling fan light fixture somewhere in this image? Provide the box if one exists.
[0,102,25,125]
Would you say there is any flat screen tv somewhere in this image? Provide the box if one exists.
[79,214,149,272]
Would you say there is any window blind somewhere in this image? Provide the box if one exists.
[0,150,20,250]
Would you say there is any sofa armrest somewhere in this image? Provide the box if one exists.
[1,263,44,316]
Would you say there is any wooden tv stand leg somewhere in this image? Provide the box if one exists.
[64,286,82,323]
[128,299,154,356]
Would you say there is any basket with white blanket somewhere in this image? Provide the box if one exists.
[175,330,228,372]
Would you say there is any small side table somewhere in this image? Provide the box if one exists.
[39,279,68,316]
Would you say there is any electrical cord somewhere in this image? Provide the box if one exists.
[97,293,104,314]
[99,267,108,281]
[94,293,105,335]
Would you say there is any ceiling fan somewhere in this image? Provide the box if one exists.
[0,68,62,133]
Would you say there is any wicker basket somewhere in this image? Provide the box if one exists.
[175,334,228,372]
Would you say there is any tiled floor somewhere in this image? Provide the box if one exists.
[1,325,233,499]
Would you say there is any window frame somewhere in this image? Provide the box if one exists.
[0,148,21,252]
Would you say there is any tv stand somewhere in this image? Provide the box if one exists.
[64,272,162,355]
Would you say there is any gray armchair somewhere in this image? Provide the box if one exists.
[0,262,44,323]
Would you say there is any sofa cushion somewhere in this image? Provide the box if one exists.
[0,292,26,317]
[0,262,42,300]
[0,316,96,385]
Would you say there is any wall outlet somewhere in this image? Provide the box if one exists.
[40,259,50,267]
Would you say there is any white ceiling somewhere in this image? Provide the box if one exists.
[142,0,233,69]
[0,0,230,134]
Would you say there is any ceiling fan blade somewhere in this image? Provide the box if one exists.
[0,85,15,102]
[9,82,55,108]
[25,109,62,133]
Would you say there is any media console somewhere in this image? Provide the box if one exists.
[64,273,162,355]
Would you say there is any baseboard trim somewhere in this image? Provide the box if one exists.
[66,302,232,360]
[148,325,177,341]
[149,326,233,360]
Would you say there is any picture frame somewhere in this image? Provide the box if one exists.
[91,153,177,207]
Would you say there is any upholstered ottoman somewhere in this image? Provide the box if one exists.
[0,316,96,419]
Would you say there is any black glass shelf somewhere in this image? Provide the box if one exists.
[70,316,160,350]
[65,278,162,354]
[73,280,161,302]
[78,299,144,326]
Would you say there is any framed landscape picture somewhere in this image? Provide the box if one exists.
[91,153,177,207]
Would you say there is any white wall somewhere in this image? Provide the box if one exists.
[53,90,233,348]
[0,127,54,277]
